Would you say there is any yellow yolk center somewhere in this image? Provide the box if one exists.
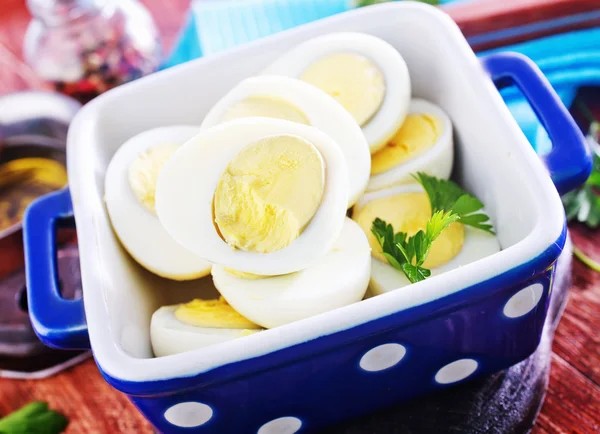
[222,268,265,279]
[129,143,180,213]
[213,134,325,253]
[221,96,310,125]
[371,114,441,175]
[300,53,385,126]
[354,192,464,269]
[175,297,261,329]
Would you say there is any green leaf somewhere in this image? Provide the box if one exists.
[383,252,403,270]
[413,172,465,213]
[394,231,407,246]
[410,230,427,266]
[371,175,491,283]
[562,190,581,220]
[587,170,600,188]
[0,402,68,434]
[401,264,431,283]
[354,0,391,6]
[414,172,495,234]
[394,234,411,264]
[562,124,600,230]
[0,402,48,428]
[426,210,460,240]
[452,195,484,216]
[587,191,600,228]
[370,210,459,284]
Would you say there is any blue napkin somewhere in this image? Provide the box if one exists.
[162,0,349,68]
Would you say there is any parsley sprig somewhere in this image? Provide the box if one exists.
[562,122,600,228]
[0,401,68,434]
[562,121,600,273]
[413,173,495,234]
[370,173,493,284]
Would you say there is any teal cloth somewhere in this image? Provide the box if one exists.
[162,0,350,67]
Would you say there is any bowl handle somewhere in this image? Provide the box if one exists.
[481,52,592,195]
[23,188,90,350]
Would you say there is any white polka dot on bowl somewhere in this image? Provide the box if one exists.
[503,283,544,318]
[258,416,302,434]
[435,359,478,384]
[359,343,407,372]
[164,402,213,428]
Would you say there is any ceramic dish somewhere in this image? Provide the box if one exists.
[23,3,591,433]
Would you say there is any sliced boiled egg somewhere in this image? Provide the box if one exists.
[367,99,453,192]
[104,126,212,280]
[353,184,500,295]
[261,32,411,153]
[211,218,371,329]
[155,118,348,276]
[151,297,262,357]
[200,76,370,207]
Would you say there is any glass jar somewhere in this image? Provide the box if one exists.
[24,0,162,103]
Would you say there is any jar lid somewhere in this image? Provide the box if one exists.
[0,91,80,239]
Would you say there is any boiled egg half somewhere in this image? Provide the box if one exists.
[200,76,370,207]
[352,184,501,295]
[151,297,262,357]
[262,32,411,153]
[367,99,453,192]
[104,126,211,280]
[212,218,371,329]
[155,118,348,276]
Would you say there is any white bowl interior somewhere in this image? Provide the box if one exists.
[67,3,562,374]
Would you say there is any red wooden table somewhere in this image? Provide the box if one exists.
[0,1,598,432]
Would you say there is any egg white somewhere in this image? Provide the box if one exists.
[200,76,370,208]
[261,32,411,153]
[354,184,501,296]
[211,218,371,329]
[104,126,212,280]
[367,99,454,192]
[155,117,349,276]
[151,305,261,357]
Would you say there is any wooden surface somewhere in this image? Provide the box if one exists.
[0,1,599,433]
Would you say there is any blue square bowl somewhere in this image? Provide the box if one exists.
[23,3,591,433]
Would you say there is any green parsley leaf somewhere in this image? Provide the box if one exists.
[354,0,391,6]
[413,172,495,234]
[562,127,600,229]
[0,402,68,434]
[371,210,459,283]
[402,264,431,282]
[370,173,492,284]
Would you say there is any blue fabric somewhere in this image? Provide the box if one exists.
[162,0,349,62]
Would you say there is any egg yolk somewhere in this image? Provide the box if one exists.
[129,143,180,214]
[354,192,464,269]
[213,134,325,253]
[221,96,310,125]
[175,297,261,329]
[222,268,265,279]
[371,114,441,175]
[300,53,385,126]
